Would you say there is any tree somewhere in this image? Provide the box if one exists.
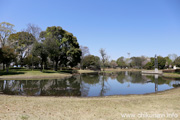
[157,56,166,69]
[23,54,41,69]
[80,46,90,58]
[174,57,180,67]
[41,26,81,71]
[43,37,60,69]
[31,42,48,71]
[0,46,17,72]
[8,32,36,66]
[150,56,166,69]
[110,60,118,68]
[24,23,42,41]
[130,57,143,69]
[99,48,107,71]
[164,56,172,68]
[116,57,127,68]
[168,54,178,62]
[80,46,90,69]
[144,62,153,69]
[81,55,101,70]
[0,22,15,47]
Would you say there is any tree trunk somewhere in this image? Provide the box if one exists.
[55,60,58,71]
[6,64,9,73]
[43,63,44,71]
[32,56,34,71]
[41,61,43,72]
[52,60,54,70]
[3,63,5,71]
[103,62,105,71]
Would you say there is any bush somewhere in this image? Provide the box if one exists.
[144,62,153,70]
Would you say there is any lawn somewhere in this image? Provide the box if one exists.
[0,68,72,80]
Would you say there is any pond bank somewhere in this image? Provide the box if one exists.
[0,87,179,120]
[1,69,180,80]
[163,73,180,78]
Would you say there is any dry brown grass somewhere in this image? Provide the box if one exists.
[0,88,179,120]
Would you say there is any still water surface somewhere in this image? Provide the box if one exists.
[0,72,179,97]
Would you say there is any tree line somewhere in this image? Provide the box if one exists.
[0,22,180,72]
[81,50,180,70]
[0,22,81,72]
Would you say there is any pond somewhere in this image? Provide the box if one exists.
[0,72,179,97]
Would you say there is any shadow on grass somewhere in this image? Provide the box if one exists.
[42,70,58,73]
[59,70,73,74]
[42,70,73,74]
[0,71,25,76]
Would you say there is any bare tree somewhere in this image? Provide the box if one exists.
[0,22,15,47]
[24,23,42,41]
[99,48,107,71]
[168,54,178,62]
[80,46,90,69]
[80,46,90,58]
[22,23,42,68]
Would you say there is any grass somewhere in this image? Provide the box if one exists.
[78,69,98,73]
[0,68,72,80]
[101,68,142,74]
[0,88,179,120]
[163,72,180,78]
[0,68,99,80]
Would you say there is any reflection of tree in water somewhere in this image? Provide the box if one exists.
[116,72,126,83]
[1,77,81,96]
[22,80,41,95]
[76,74,89,97]
[2,80,22,95]
[100,74,110,96]
[0,81,3,91]
[80,73,110,96]
[80,73,100,97]
[116,72,150,84]
[41,77,81,96]
[81,73,100,84]
[128,72,148,83]
[172,83,180,88]
[146,76,172,85]
[109,74,118,80]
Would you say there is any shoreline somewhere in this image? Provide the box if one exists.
[0,69,180,80]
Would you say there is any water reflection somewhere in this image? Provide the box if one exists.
[0,72,179,97]
[0,77,81,96]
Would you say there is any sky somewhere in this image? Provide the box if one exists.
[0,0,180,60]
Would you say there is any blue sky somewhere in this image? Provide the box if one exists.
[0,0,180,60]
